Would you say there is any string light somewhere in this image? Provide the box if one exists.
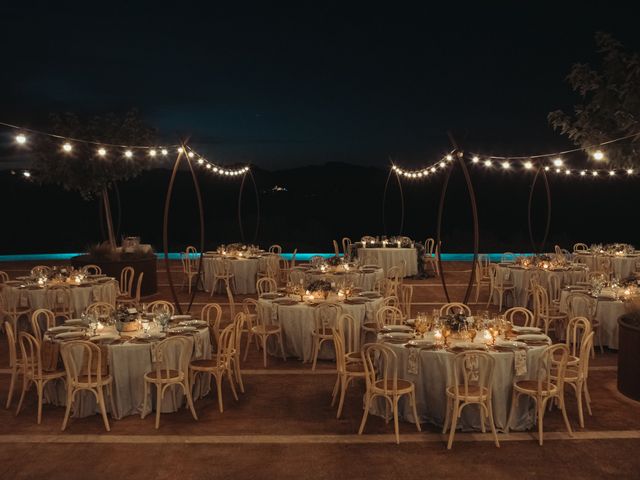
[609,170,615,176]
[62,142,73,152]
[97,148,107,156]
[565,169,571,175]
[446,154,453,161]
[472,156,479,163]
[544,166,550,171]
[484,160,492,167]
[161,149,168,156]
[627,169,634,175]
[501,161,510,169]
[592,171,598,177]
[552,157,563,167]
[22,171,31,178]
[187,151,195,158]
[149,149,157,157]
[523,161,533,169]
[581,170,587,176]
[198,158,204,165]
[593,150,605,161]
[124,150,133,158]
[15,134,27,144]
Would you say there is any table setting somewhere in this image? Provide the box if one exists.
[202,244,276,294]
[40,304,212,419]
[574,243,639,280]
[370,310,550,431]
[301,255,384,291]
[351,236,419,277]
[1,266,118,315]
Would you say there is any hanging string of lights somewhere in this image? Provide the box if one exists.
[1,121,250,178]
[391,152,457,178]
[392,131,640,180]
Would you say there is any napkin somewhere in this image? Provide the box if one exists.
[407,348,420,375]
[514,349,527,377]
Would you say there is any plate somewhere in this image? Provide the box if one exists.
[381,325,413,332]
[516,334,549,342]
[171,315,192,321]
[48,326,81,333]
[261,292,283,300]
[345,297,368,304]
[179,320,207,327]
[64,319,88,326]
[495,340,527,349]
[4,280,22,286]
[55,331,86,340]
[511,326,542,334]
[359,291,381,298]
[167,326,197,334]
[382,332,414,340]
[407,339,435,348]
[89,333,120,343]
[273,298,298,305]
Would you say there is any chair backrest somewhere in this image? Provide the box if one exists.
[256,277,278,295]
[596,256,612,276]
[341,237,352,257]
[119,266,135,296]
[213,258,232,277]
[182,246,199,275]
[576,331,595,381]
[532,285,551,320]
[547,273,563,303]
[260,256,279,279]
[216,324,236,365]
[3,321,18,368]
[81,264,102,275]
[201,303,223,344]
[153,336,192,380]
[131,272,144,304]
[289,269,305,285]
[573,243,589,253]
[565,316,592,359]
[85,302,115,319]
[0,271,9,283]
[269,244,282,255]
[440,302,471,317]
[31,308,56,342]
[382,295,399,308]
[375,305,404,327]
[45,285,72,313]
[587,271,607,282]
[488,264,510,290]
[535,343,569,393]
[60,340,106,386]
[148,300,175,316]
[362,343,399,395]
[315,302,342,336]
[242,298,258,317]
[501,252,516,263]
[290,248,298,267]
[18,332,44,379]
[399,284,413,319]
[504,307,535,327]
[528,271,541,291]
[232,312,246,357]
[31,265,51,277]
[337,313,360,355]
[332,326,348,374]
[424,238,435,255]
[567,293,596,321]
[451,351,495,400]
[332,240,340,256]
[554,244,564,261]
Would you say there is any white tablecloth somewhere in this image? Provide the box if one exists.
[496,265,586,307]
[2,279,118,316]
[257,296,384,361]
[304,267,384,291]
[559,290,626,349]
[44,325,212,419]
[575,253,638,280]
[203,255,272,294]
[356,248,418,277]
[370,335,546,432]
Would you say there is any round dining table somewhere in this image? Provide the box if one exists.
[370,332,548,432]
[43,323,212,419]
[202,253,274,295]
[257,293,384,362]
[574,252,639,280]
[355,246,418,277]
[303,266,384,291]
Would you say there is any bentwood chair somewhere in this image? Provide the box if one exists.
[358,343,421,444]
[474,255,491,303]
[201,303,223,348]
[423,238,438,276]
[310,302,342,370]
[117,266,135,298]
[567,292,602,356]
[45,285,73,321]
[573,243,589,253]
[268,244,282,255]
[190,324,238,413]
[147,300,175,317]
[443,351,500,449]
[487,264,515,311]
[332,240,340,257]
[440,302,472,317]
[30,266,51,277]
[562,316,592,366]
[242,299,260,360]
[507,344,573,445]
[504,307,535,327]
[289,269,305,285]
[331,324,366,419]
[0,271,9,283]
[399,284,413,320]
[210,258,236,297]
[361,305,401,345]
[81,264,102,275]
[230,312,246,393]
[15,332,66,424]
[0,284,31,335]
[4,322,24,409]
[181,246,200,294]
[60,340,115,431]
[341,237,352,259]
[256,277,278,296]
[30,308,56,343]
[141,336,198,429]
[532,285,567,336]
[248,300,287,367]
[85,302,116,319]
[116,272,144,308]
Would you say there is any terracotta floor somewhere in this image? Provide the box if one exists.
[1,260,639,479]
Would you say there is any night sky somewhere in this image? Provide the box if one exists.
[2,2,639,170]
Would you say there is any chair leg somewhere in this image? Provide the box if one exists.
[442,397,451,434]
[141,380,149,419]
[537,398,546,446]
[486,400,500,448]
[155,384,162,429]
[15,376,29,417]
[393,395,400,445]
[410,391,421,432]
[358,394,371,435]
[278,332,286,362]
[336,376,350,419]
[184,381,198,421]
[5,369,17,409]
[61,386,74,431]
[243,332,253,361]
[262,336,268,368]
[216,374,224,413]
[576,380,585,428]
[584,382,593,416]
[227,369,239,401]
[234,355,245,393]
[36,381,44,425]
[505,391,518,433]
[447,399,460,450]
[97,387,111,432]
[331,375,340,405]
[108,382,117,419]
[559,394,573,436]
[311,337,319,370]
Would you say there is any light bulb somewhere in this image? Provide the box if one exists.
[501,161,510,169]
[552,157,563,167]
[472,156,479,163]
[523,161,533,169]
[124,150,133,158]
[580,170,586,176]
[188,152,195,158]
[446,154,453,161]
[430,167,436,173]
[439,161,446,168]
[544,166,550,171]
[16,134,27,144]
[627,169,634,175]
[565,169,571,175]
[149,149,157,157]
[97,148,107,156]
[206,163,211,169]
[593,150,604,161]
[609,170,615,176]
[484,160,491,167]
[161,149,168,156]
[592,171,598,176]
[22,170,31,178]
[62,142,72,152]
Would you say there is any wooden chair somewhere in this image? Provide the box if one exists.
[3,322,23,409]
[147,300,175,317]
[116,272,144,308]
[210,258,236,297]
[399,284,413,320]
[331,321,366,418]
[248,300,286,367]
[242,299,260,360]
[0,271,9,283]
[141,336,198,428]
[85,302,115,319]
[567,293,602,356]
[443,351,499,449]
[332,240,340,256]
[507,344,573,445]
[504,307,535,327]
[474,255,491,302]
[81,264,102,275]
[45,285,73,321]
[375,305,404,328]
[15,332,65,424]
[30,309,56,343]
[289,269,305,285]
[385,266,403,297]
[547,273,564,309]
[310,303,342,370]
[423,238,438,276]
[0,284,31,334]
[358,343,421,444]
[440,302,472,317]
[341,237,352,259]
[230,312,246,393]
[487,264,515,311]
[190,324,238,413]
[201,303,223,347]
[257,256,279,281]
[562,316,592,366]
[573,243,589,253]
[532,285,567,336]
[256,277,278,296]
[60,340,114,431]
[181,246,200,294]
[117,266,135,298]
[501,252,516,263]
[268,244,282,255]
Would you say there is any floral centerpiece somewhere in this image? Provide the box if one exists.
[306,280,332,299]
[326,255,343,267]
[442,313,469,333]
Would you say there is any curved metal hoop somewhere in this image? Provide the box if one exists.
[382,168,405,236]
[97,183,122,242]
[162,144,206,315]
[238,169,261,244]
[435,154,480,304]
[527,167,551,254]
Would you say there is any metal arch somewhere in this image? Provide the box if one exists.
[97,183,122,242]
[527,166,552,254]
[162,142,206,315]
[435,151,480,305]
[382,167,405,236]
[238,168,261,244]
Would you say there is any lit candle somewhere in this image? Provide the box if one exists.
[483,329,492,344]
[434,329,443,344]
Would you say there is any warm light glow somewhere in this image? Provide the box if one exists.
[161,149,168,156]
[149,149,157,157]
[592,171,598,176]
[484,160,491,167]
[552,157,563,167]
[446,154,453,161]
[430,167,436,173]
[501,161,510,169]
[188,152,195,158]
[22,171,31,178]
[627,168,634,175]
[124,150,133,158]
[198,158,204,164]
[593,150,604,161]
[97,148,107,156]
[62,142,73,152]
[565,169,571,175]
[523,161,533,169]
[472,156,479,163]
[205,163,211,169]
[439,161,446,168]
[213,167,219,173]
[609,170,615,176]
[15,134,27,144]
[555,168,561,173]
[580,170,587,176]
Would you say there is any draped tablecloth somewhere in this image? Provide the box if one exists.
[370,336,546,432]
[495,265,587,307]
[257,296,384,361]
[304,267,384,291]
[356,247,418,277]
[44,325,212,419]
[203,255,272,294]
[574,253,638,280]
[559,290,626,349]
[2,279,118,316]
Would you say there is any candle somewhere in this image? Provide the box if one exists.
[434,329,443,344]
[483,329,492,344]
